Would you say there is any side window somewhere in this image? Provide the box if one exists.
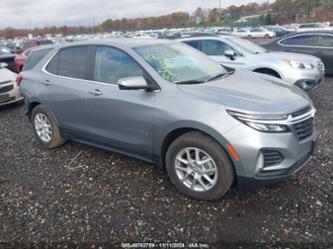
[22,48,52,71]
[94,46,144,85]
[201,40,236,56]
[46,52,59,74]
[183,40,200,49]
[57,46,90,79]
[313,35,333,47]
[281,35,316,46]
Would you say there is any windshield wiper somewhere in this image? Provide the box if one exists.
[176,79,206,85]
[206,73,226,82]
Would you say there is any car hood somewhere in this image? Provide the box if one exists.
[257,51,320,63]
[178,69,311,114]
[0,68,16,81]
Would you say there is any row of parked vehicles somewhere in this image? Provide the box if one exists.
[0,30,330,200]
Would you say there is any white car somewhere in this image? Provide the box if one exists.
[0,63,23,106]
[296,23,333,32]
[232,29,249,38]
[179,36,325,92]
[247,28,276,38]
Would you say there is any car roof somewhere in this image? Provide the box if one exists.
[278,30,333,39]
[56,38,175,49]
[177,35,230,42]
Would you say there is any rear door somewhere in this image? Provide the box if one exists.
[39,45,91,134]
[84,45,156,159]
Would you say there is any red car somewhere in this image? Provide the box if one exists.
[14,48,31,72]
[15,39,53,72]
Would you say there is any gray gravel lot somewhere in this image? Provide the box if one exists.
[0,77,332,248]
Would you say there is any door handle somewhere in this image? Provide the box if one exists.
[88,89,103,96]
[43,79,51,86]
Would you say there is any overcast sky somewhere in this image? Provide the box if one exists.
[0,0,268,29]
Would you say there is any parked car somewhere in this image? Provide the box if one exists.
[180,36,324,92]
[267,26,290,37]
[247,28,276,38]
[0,63,23,106]
[14,48,32,72]
[0,45,17,72]
[263,31,333,74]
[21,40,317,200]
[16,39,53,55]
[232,29,249,38]
[296,23,332,32]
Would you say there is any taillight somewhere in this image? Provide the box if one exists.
[16,75,23,86]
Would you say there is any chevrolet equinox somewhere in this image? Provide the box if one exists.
[20,39,317,200]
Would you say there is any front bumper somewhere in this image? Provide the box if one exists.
[237,141,315,191]
[285,65,325,92]
[223,110,317,191]
[0,81,23,107]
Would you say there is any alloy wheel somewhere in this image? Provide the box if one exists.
[34,113,53,143]
[175,147,218,192]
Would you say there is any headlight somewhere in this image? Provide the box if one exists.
[227,110,290,133]
[283,59,314,70]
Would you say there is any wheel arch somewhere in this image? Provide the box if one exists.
[27,101,41,120]
[159,126,238,177]
[27,101,60,127]
[252,67,282,79]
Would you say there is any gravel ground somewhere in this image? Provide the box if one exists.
[0,78,332,249]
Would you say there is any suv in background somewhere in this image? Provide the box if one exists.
[21,40,317,200]
[179,36,325,92]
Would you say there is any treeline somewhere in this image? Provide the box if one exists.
[1,0,333,38]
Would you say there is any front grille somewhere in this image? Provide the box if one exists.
[262,150,284,167]
[293,117,314,140]
[0,84,14,94]
[291,106,311,117]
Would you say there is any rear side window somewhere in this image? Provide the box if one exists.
[46,46,90,79]
[22,48,52,71]
[281,34,333,47]
[313,35,333,47]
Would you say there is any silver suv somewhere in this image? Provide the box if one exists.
[20,39,317,200]
[179,36,325,92]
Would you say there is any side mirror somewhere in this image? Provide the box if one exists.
[224,50,236,60]
[117,76,154,91]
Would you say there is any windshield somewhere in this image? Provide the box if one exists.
[228,37,267,54]
[134,43,227,84]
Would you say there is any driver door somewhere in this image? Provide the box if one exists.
[199,39,247,68]
[84,45,156,159]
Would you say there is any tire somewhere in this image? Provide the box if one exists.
[165,132,234,200]
[31,105,65,149]
[265,34,269,38]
